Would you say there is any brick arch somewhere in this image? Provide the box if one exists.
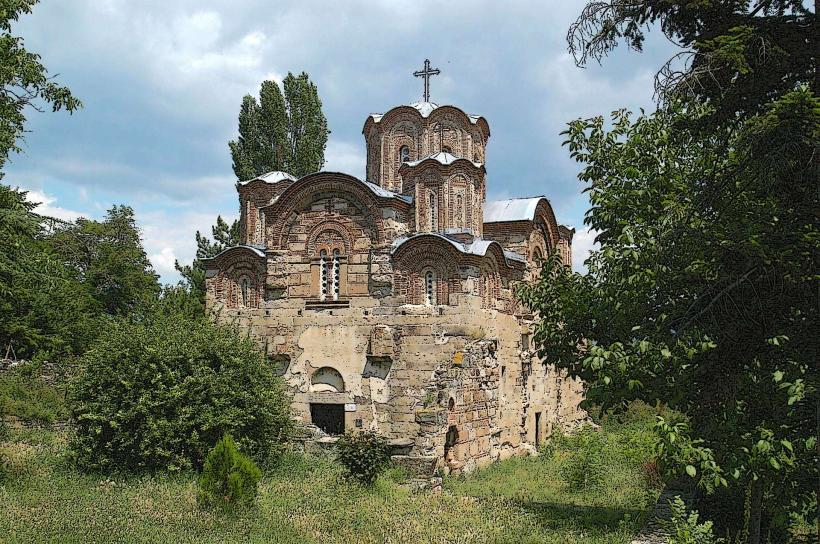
[479,248,503,310]
[533,198,560,251]
[392,236,462,305]
[306,221,353,256]
[262,173,387,249]
[208,250,265,309]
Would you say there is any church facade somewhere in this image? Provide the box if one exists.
[203,73,585,473]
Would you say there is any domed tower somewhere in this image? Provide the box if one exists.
[361,60,490,235]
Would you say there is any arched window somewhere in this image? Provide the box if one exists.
[399,145,410,163]
[429,192,438,231]
[425,270,436,305]
[241,278,249,307]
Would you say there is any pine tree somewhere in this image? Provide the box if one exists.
[228,72,328,180]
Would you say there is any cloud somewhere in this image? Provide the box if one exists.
[571,227,600,274]
[138,208,238,284]
[324,140,366,179]
[6,0,675,283]
[23,188,85,222]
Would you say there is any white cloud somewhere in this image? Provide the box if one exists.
[23,188,85,222]
[571,227,599,274]
[324,140,366,179]
[139,208,238,284]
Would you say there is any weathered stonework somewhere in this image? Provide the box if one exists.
[203,99,585,473]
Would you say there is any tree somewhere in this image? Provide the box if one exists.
[174,215,240,312]
[228,72,328,180]
[520,96,818,542]
[0,0,82,171]
[48,205,160,316]
[0,185,98,359]
[553,3,819,541]
[567,1,817,125]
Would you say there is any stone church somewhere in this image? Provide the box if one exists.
[203,62,585,473]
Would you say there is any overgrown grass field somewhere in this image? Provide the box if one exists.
[0,406,664,543]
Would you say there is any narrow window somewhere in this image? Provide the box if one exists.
[425,270,435,305]
[257,208,264,244]
[400,145,410,163]
[241,278,249,307]
[332,249,340,301]
[455,194,464,228]
[319,250,328,301]
[429,192,438,231]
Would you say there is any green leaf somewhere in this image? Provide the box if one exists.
[685,465,697,477]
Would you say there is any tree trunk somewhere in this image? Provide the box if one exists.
[745,479,764,544]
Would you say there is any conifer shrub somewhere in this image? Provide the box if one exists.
[198,433,262,510]
[69,312,291,471]
[335,431,390,485]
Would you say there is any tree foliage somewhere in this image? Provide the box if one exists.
[49,205,160,316]
[174,215,240,312]
[229,73,328,180]
[69,311,292,471]
[0,0,82,171]
[519,93,818,539]
[567,1,817,124]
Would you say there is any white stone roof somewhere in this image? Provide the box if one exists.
[391,233,525,265]
[369,102,482,124]
[403,151,483,169]
[205,244,266,261]
[238,171,296,185]
[362,180,413,203]
[483,197,546,223]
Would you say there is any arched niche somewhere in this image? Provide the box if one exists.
[310,367,345,393]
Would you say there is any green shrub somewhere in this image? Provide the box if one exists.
[335,431,391,485]
[0,366,67,423]
[556,425,608,490]
[665,496,722,544]
[198,433,261,510]
[68,312,292,471]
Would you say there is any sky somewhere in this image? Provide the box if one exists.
[8,0,677,283]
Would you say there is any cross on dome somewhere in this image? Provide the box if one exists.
[413,59,440,102]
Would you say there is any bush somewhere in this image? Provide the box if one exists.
[69,312,292,471]
[665,496,722,544]
[556,425,608,490]
[335,431,391,485]
[198,434,261,510]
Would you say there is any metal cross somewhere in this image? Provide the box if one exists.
[413,59,440,102]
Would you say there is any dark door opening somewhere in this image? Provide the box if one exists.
[310,403,345,435]
[535,412,542,446]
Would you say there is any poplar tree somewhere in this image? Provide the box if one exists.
[228,72,328,180]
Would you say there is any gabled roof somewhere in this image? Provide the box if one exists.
[403,151,483,169]
[391,233,525,267]
[483,197,546,223]
[238,171,296,185]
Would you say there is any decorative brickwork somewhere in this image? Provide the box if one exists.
[204,97,585,473]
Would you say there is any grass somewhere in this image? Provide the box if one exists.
[0,365,68,423]
[0,406,664,543]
